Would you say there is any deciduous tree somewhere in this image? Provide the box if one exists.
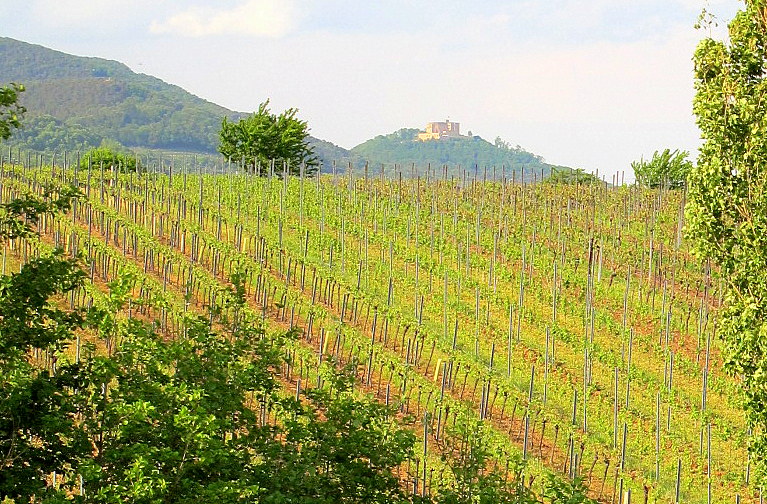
[80,145,141,172]
[219,100,318,176]
[688,1,767,483]
[631,149,691,189]
[0,187,87,501]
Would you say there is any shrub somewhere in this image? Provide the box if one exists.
[80,146,141,172]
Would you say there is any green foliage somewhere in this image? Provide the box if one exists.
[0,253,89,500]
[436,414,536,504]
[218,100,318,176]
[265,365,417,504]
[541,473,593,504]
[545,167,601,185]
[432,412,595,504]
[80,146,141,172]
[0,82,25,141]
[10,114,102,152]
[76,316,280,502]
[0,185,80,241]
[631,149,691,189]
[688,0,767,484]
[0,188,87,501]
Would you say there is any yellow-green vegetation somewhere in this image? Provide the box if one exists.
[0,157,755,503]
[689,0,767,488]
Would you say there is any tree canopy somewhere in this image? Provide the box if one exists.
[688,1,767,483]
[79,145,142,172]
[0,83,25,141]
[631,148,691,189]
[218,100,318,176]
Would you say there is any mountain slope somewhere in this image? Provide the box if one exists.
[1,37,352,167]
[1,37,239,153]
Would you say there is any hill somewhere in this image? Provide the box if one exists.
[0,37,240,153]
[350,128,567,178]
[1,37,577,177]
[0,37,353,168]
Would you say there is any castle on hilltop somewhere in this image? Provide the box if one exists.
[417,119,462,141]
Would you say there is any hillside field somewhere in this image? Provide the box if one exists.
[0,157,754,503]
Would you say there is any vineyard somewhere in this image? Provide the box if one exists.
[1,156,755,503]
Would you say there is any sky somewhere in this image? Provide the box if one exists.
[0,0,742,179]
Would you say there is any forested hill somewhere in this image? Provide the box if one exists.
[1,38,574,176]
[350,128,566,177]
[0,37,242,153]
[0,37,351,166]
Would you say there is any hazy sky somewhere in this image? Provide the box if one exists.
[1,0,741,178]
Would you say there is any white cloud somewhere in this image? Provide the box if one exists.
[150,0,297,37]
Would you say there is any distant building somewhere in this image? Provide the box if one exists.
[417,119,461,141]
